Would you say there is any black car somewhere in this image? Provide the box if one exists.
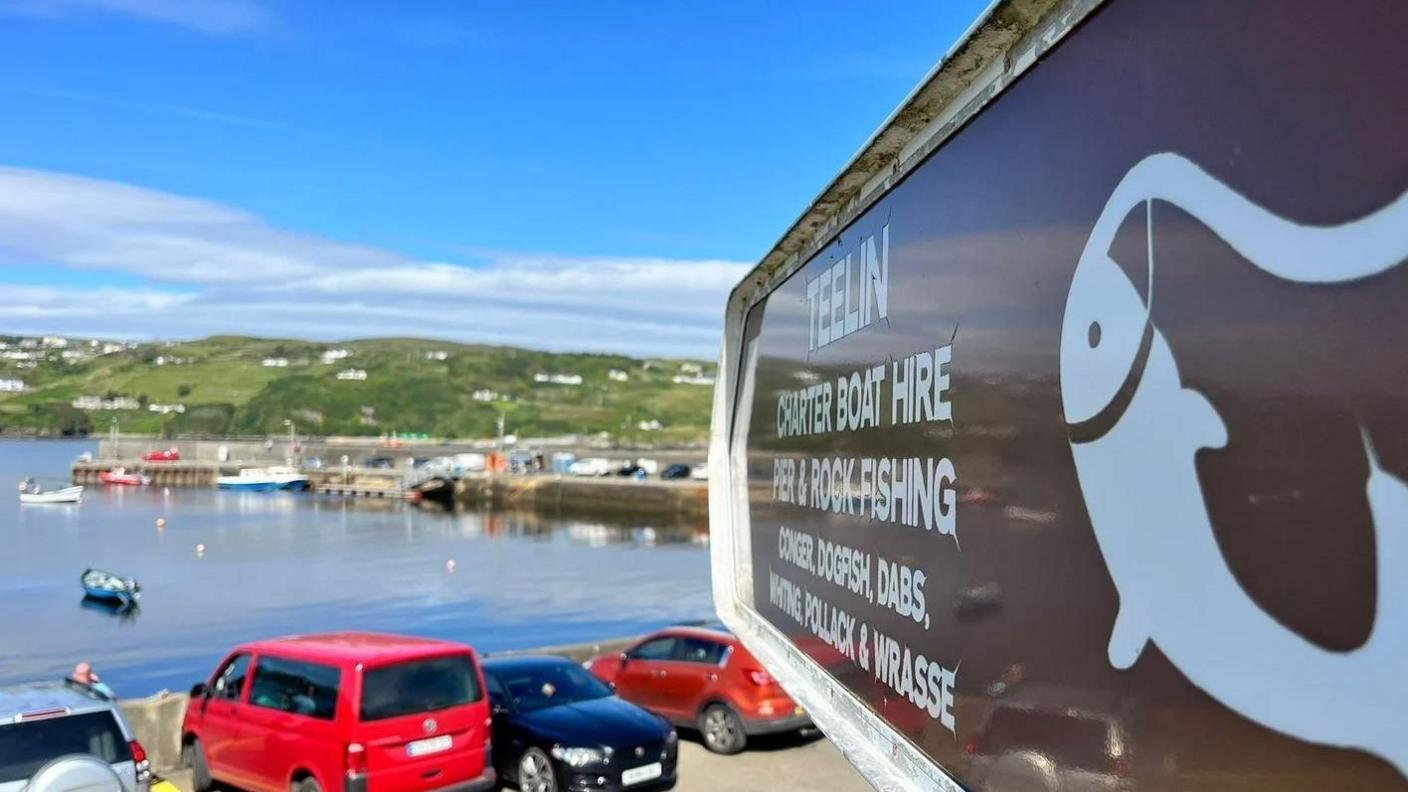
[659,464,691,480]
[483,655,678,792]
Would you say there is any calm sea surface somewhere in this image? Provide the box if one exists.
[0,440,714,697]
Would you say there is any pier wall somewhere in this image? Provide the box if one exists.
[456,474,708,522]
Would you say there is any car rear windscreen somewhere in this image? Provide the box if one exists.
[360,654,481,721]
[0,711,132,782]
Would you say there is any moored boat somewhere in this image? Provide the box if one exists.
[80,568,140,605]
[98,467,149,486]
[19,485,84,504]
[216,466,310,492]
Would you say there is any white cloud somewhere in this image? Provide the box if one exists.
[0,0,270,34]
[0,167,746,358]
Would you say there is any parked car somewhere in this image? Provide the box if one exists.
[142,447,179,462]
[0,681,151,792]
[659,464,691,480]
[182,632,495,792]
[687,465,707,481]
[482,656,677,792]
[615,463,646,478]
[584,626,809,754]
[568,458,612,477]
[360,456,396,469]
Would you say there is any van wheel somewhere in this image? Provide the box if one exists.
[700,704,747,754]
[518,747,558,792]
[184,739,212,792]
[292,778,323,792]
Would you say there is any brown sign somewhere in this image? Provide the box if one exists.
[731,0,1408,788]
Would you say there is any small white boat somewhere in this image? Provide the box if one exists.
[19,485,85,504]
[216,466,310,492]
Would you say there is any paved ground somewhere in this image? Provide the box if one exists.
[157,730,872,792]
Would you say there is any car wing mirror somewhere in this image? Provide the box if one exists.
[619,652,630,667]
[189,682,209,699]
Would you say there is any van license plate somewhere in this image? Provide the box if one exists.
[622,762,662,786]
[407,735,452,757]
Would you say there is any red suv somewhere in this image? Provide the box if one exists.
[584,626,809,754]
[181,632,495,792]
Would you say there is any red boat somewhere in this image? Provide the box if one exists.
[142,447,180,462]
[99,468,149,486]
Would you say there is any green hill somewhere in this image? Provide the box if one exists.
[0,335,717,444]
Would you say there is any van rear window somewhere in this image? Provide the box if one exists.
[360,655,481,722]
[0,711,131,782]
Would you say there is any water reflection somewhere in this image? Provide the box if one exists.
[0,442,713,698]
[79,596,141,623]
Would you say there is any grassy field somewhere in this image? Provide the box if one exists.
[0,336,716,444]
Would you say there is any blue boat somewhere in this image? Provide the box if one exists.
[216,467,311,492]
[80,568,140,606]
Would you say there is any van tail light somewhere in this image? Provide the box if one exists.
[744,668,774,686]
[129,740,151,783]
[345,742,367,776]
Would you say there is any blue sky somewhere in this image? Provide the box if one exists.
[0,0,988,356]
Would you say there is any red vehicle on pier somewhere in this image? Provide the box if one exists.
[585,625,810,755]
[182,632,495,792]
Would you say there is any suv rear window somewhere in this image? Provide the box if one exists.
[0,711,132,782]
[360,655,481,722]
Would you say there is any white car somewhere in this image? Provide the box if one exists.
[568,457,613,477]
[0,682,151,792]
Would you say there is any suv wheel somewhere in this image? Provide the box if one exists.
[184,739,212,792]
[700,703,747,754]
[292,778,323,792]
[518,747,558,792]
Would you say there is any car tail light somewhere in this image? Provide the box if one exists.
[345,742,367,776]
[962,741,977,756]
[744,668,774,686]
[130,740,151,783]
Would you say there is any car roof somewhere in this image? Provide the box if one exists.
[481,655,580,673]
[239,632,474,666]
[0,682,121,723]
[649,625,736,644]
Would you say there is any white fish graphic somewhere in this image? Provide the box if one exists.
[1060,153,1408,775]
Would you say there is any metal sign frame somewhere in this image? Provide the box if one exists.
[707,1,1105,788]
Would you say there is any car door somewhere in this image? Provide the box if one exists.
[485,672,524,781]
[659,638,728,720]
[195,653,254,786]
[243,654,343,792]
[614,637,677,714]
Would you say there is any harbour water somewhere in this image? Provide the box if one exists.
[0,440,713,696]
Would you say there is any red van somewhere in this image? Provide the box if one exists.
[181,632,495,792]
